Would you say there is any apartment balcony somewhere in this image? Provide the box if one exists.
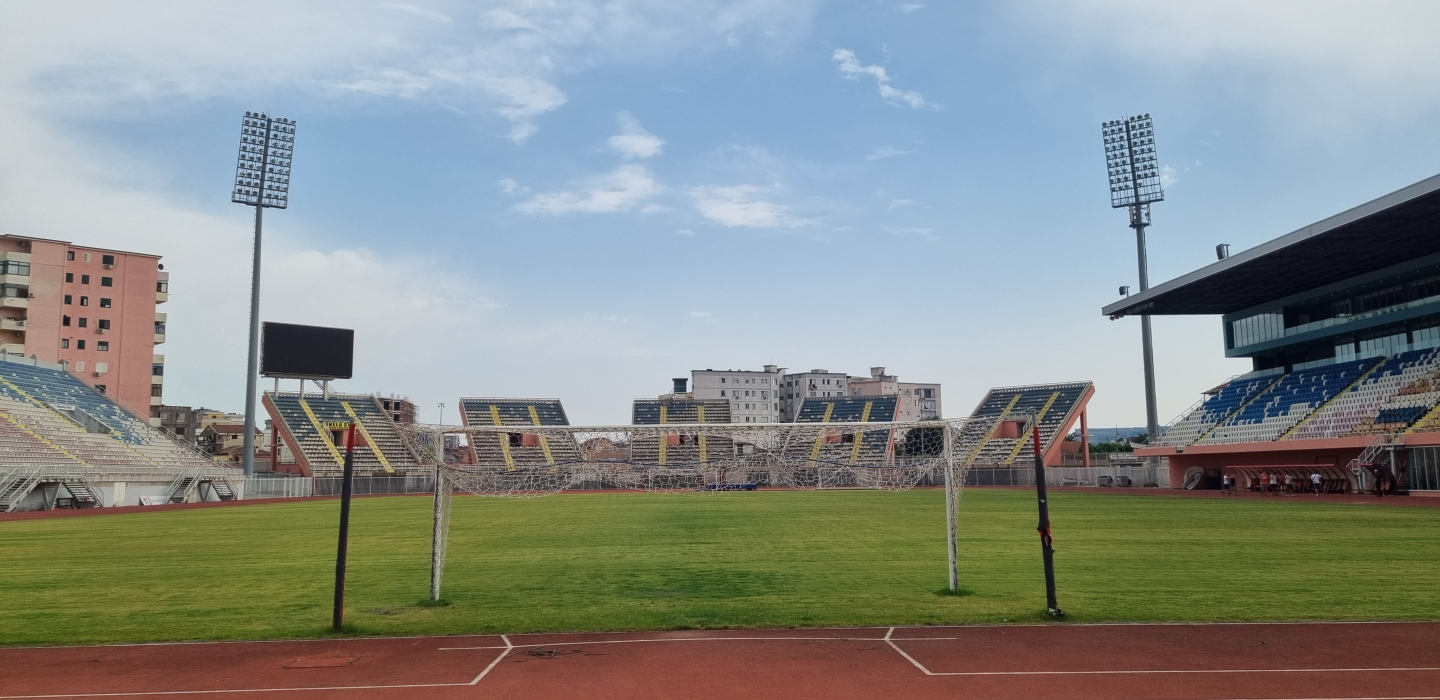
[0,273,29,286]
[154,333,166,344]
[156,291,168,303]
[0,297,28,309]
[0,342,24,355]
[150,395,163,406]
[0,317,24,332]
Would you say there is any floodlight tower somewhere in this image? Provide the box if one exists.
[1101,114,1163,475]
[231,112,297,476]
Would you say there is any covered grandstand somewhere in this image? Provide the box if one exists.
[263,391,422,477]
[0,356,237,511]
[1104,173,1440,493]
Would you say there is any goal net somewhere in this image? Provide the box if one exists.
[401,417,1007,600]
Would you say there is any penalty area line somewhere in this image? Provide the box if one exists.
[921,667,1440,676]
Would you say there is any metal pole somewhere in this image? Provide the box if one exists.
[241,116,272,478]
[1031,421,1062,617]
[332,422,357,631]
[430,428,450,602]
[943,423,958,592]
[1126,116,1161,486]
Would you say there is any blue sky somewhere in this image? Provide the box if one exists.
[3,1,1439,426]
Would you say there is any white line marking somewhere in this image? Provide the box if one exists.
[884,626,935,676]
[924,667,1440,676]
[467,634,513,685]
[437,635,958,650]
[0,683,472,698]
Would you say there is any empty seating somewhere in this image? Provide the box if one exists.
[787,396,899,464]
[459,398,582,468]
[631,399,733,465]
[267,392,421,476]
[1203,358,1380,444]
[0,358,219,470]
[1154,374,1279,446]
[960,382,1091,466]
[1290,349,1440,439]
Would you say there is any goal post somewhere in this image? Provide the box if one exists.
[404,418,998,602]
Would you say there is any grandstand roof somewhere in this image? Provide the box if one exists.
[1101,173,1440,319]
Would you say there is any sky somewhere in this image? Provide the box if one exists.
[2,1,1440,427]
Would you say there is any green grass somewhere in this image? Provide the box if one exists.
[2,489,1438,645]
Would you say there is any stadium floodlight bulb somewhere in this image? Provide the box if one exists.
[231,111,297,210]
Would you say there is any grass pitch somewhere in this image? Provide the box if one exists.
[2,489,1438,645]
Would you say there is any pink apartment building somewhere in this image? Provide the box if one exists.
[0,234,168,420]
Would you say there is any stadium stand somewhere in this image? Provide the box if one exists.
[1153,374,1280,447]
[961,382,1093,466]
[0,356,237,511]
[1200,358,1383,444]
[0,358,218,469]
[787,395,899,464]
[458,398,582,468]
[630,399,733,465]
[264,392,421,476]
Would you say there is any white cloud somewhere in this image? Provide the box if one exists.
[497,178,530,196]
[899,3,926,13]
[688,310,713,319]
[515,165,661,214]
[608,112,665,159]
[380,2,452,23]
[832,49,927,108]
[690,185,816,228]
[641,203,666,214]
[888,198,914,209]
[866,146,916,161]
[1159,165,1179,188]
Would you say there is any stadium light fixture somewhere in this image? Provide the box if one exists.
[1101,113,1163,484]
[232,111,298,477]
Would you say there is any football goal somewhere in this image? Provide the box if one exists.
[402,417,1004,601]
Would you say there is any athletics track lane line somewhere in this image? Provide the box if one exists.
[0,636,515,700]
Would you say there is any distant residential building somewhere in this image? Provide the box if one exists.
[195,408,244,431]
[155,404,199,443]
[0,234,170,419]
[849,367,942,421]
[199,423,261,456]
[378,396,416,423]
[780,369,850,422]
[690,365,785,423]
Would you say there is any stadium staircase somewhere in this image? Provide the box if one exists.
[1281,359,1389,439]
[0,468,43,513]
[1200,358,1382,444]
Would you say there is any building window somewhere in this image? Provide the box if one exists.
[101,277,113,287]
[95,384,105,394]
[176,427,186,436]
[65,272,74,283]
[77,339,86,350]
[150,385,162,397]
[157,281,168,294]
[82,253,91,263]
[81,274,89,285]
[67,251,75,261]
[62,315,70,327]
[153,363,164,376]
[100,298,111,308]
[102,255,115,266]
[97,341,109,351]
[720,390,726,397]
[64,294,72,305]
[98,319,110,330]
[60,339,69,349]
[77,317,87,328]
[79,296,88,306]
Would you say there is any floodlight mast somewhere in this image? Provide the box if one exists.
[1102,114,1163,482]
[231,112,297,477]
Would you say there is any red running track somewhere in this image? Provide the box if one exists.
[2,622,1438,700]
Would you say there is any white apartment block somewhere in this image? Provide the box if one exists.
[690,365,785,423]
[849,367,942,421]
[779,369,851,422]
